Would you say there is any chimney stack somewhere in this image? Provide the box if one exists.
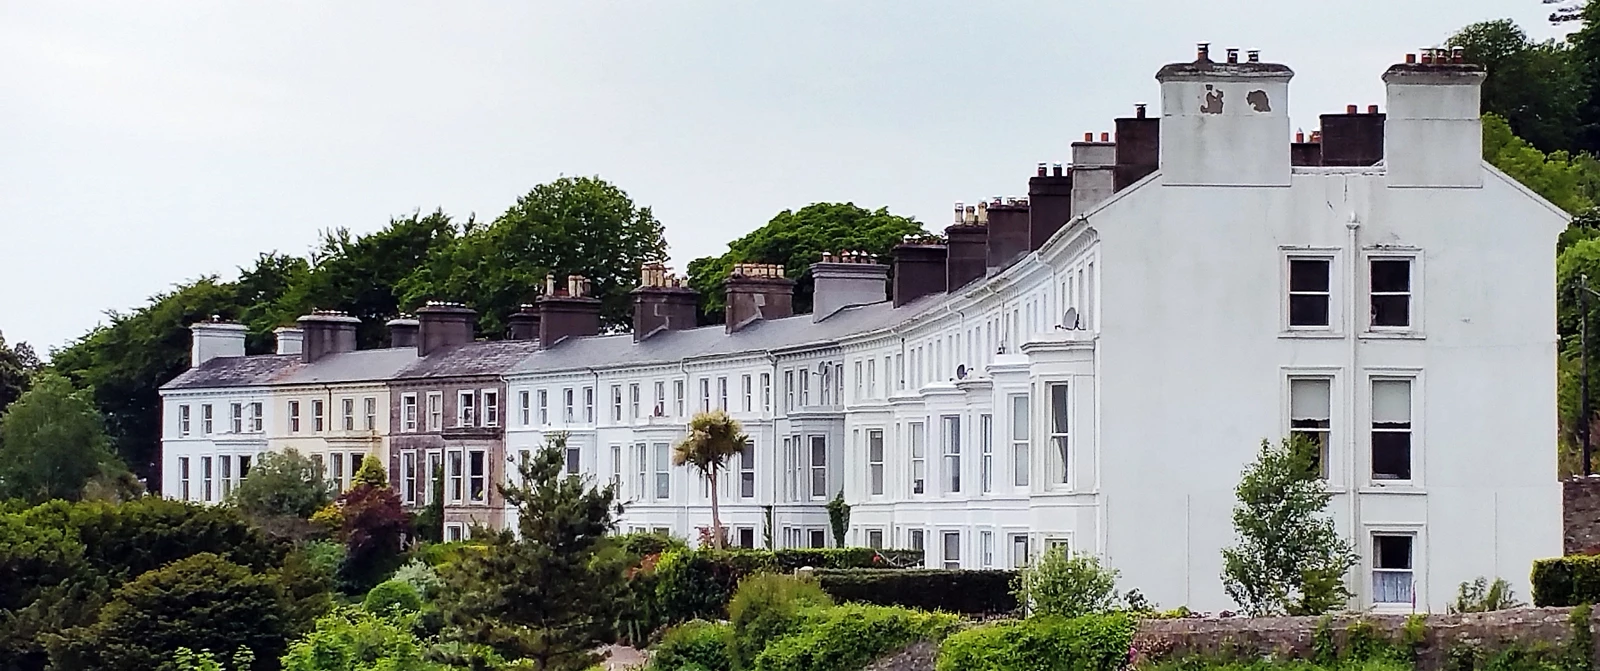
[810,251,889,321]
[1071,134,1116,215]
[945,207,988,291]
[1291,128,1323,167]
[296,311,360,364]
[274,326,303,356]
[415,303,475,356]
[1319,104,1385,167]
[1383,55,1485,187]
[632,263,698,341]
[1114,104,1160,192]
[537,275,602,347]
[1157,45,1293,187]
[189,319,247,367]
[386,317,420,348]
[724,263,795,333]
[1029,163,1073,251]
[985,196,1031,271]
[506,305,541,341]
[891,236,948,307]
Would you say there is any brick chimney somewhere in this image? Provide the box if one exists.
[1157,44,1294,187]
[632,263,698,341]
[415,303,476,356]
[985,196,1030,270]
[189,319,247,367]
[1320,105,1385,167]
[296,311,360,364]
[724,263,794,333]
[1291,130,1323,166]
[506,305,540,341]
[386,317,419,349]
[1072,134,1116,214]
[538,275,602,347]
[1114,104,1160,191]
[1028,162,1072,251]
[810,251,889,322]
[945,202,987,291]
[892,236,948,307]
[1384,50,1484,187]
[274,326,304,356]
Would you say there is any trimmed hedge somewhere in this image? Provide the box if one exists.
[754,604,961,671]
[773,548,923,571]
[1533,555,1600,606]
[649,620,733,671]
[936,613,1136,671]
[653,548,925,623]
[815,569,1019,615]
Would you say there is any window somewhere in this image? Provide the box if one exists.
[1048,383,1069,485]
[179,405,191,436]
[738,528,756,549]
[519,391,531,426]
[1372,379,1414,481]
[674,380,685,417]
[654,443,671,499]
[427,392,443,431]
[895,353,904,390]
[1372,534,1414,604]
[584,387,595,423]
[1010,394,1029,487]
[311,400,324,432]
[239,455,251,481]
[1289,258,1332,328]
[565,446,581,476]
[866,529,884,549]
[980,414,993,494]
[230,403,243,434]
[402,395,417,432]
[251,402,264,432]
[741,375,752,412]
[448,450,464,503]
[402,451,417,505]
[363,397,375,431]
[202,456,214,502]
[1011,534,1031,568]
[908,529,925,555]
[179,457,191,500]
[630,383,641,419]
[331,453,345,491]
[718,377,729,410]
[854,361,864,401]
[219,456,233,498]
[458,391,476,426]
[537,390,549,425]
[564,387,576,422]
[943,531,961,569]
[341,398,354,431]
[760,373,772,412]
[426,452,442,505]
[1290,378,1333,478]
[653,382,665,416]
[699,378,711,412]
[980,531,995,567]
[202,404,214,435]
[445,524,464,542]
[820,365,831,405]
[784,371,795,411]
[809,529,826,549]
[942,415,962,493]
[868,429,885,496]
[809,436,827,499]
[867,358,877,398]
[1370,258,1411,328]
[469,450,487,503]
[484,391,499,427]
[611,385,623,422]
[782,437,795,501]
[288,401,301,433]
[634,443,647,501]
[837,363,846,404]
[611,444,623,491]
[740,441,755,498]
[909,422,926,495]
[800,371,811,406]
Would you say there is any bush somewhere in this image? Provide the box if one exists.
[1013,547,1121,618]
[280,606,442,671]
[650,620,734,671]
[656,549,779,622]
[620,530,690,558]
[728,573,834,670]
[1533,556,1600,607]
[1450,576,1525,613]
[753,604,960,671]
[391,558,442,601]
[20,497,278,585]
[936,613,1135,671]
[815,569,1018,615]
[772,548,922,571]
[363,579,423,615]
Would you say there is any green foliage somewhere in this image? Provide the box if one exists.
[686,203,927,321]
[1532,555,1600,606]
[1569,603,1593,671]
[172,646,255,671]
[364,579,424,615]
[0,372,131,503]
[814,569,1019,616]
[331,480,410,592]
[49,552,291,671]
[393,558,443,602]
[1450,576,1525,613]
[1012,547,1121,618]
[271,542,339,636]
[675,411,749,549]
[0,329,40,419]
[21,496,278,584]
[232,251,311,352]
[727,574,833,670]
[229,447,334,520]
[352,455,388,489]
[416,463,445,544]
[400,176,668,332]
[279,606,448,671]
[1451,20,1584,154]
[655,548,778,623]
[1485,113,1599,215]
[650,620,734,671]
[825,492,848,549]
[1221,436,1356,616]
[618,530,690,558]
[753,604,960,671]
[935,613,1135,671]
[434,434,625,671]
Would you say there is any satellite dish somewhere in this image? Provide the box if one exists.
[817,361,830,374]
[956,364,968,380]
[1063,308,1081,330]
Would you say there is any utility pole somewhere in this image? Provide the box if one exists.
[1582,274,1597,475]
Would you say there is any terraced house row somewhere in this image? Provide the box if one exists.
[161,46,1568,612]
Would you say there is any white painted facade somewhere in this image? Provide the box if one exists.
[159,386,272,504]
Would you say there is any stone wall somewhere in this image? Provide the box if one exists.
[1135,609,1593,671]
[1565,477,1600,555]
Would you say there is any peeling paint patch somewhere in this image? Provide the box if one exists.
[1200,85,1224,114]
[1247,90,1271,112]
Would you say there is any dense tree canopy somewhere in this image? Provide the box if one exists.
[0,373,129,503]
[685,202,926,322]
[1451,20,1584,153]
[0,329,40,417]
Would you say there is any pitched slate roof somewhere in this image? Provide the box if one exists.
[161,354,300,391]
[394,339,545,379]
[273,347,421,385]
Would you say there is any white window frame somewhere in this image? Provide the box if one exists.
[1369,528,1421,607]
[1365,250,1422,335]
[445,523,465,542]
[468,449,487,503]
[179,404,191,436]
[202,403,214,435]
[219,455,233,498]
[402,451,417,505]
[718,377,728,411]
[1369,370,1422,486]
[942,531,961,569]
[427,392,443,431]
[674,380,686,417]
[942,415,962,494]
[288,400,301,434]
[1010,533,1031,568]
[401,394,418,432]
[457,390,476,427]
[653,382,665,417]
[179,456,191,500]
[610,444,623,492]
[483,390,499,427]
[311,400,324,433]
[633,442,647,502]
[980,530,995,568]
[979,413,993,494]
[741,374,752,412]
[1046,383,1070,488]
[653,442,671,500]
[565,445,582,477]
[760,373,772,412]
[1287,372,1336,480]
[739,440,756,499]
[909,421,926,495]
[584,386,595,423]
[808,435,827,500]
[340,398,354,432]
[201,456,214,502]
[230,402,243,434]
[630,383,641,420]
[611,385,623,422]
[363,397,376,431]
[784,371,795,412]
[867,428,885,497]
[447,449,464,503]
[866,528,885,550]
[537,389,549,425]
[519,390,531,426]
[1010,394,1029,488]
[251,401,265,433]
[1283,248,1341,334]
[699,378,711,413]
[564,387,576,423]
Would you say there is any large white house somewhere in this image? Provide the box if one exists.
[163,46,1566,613]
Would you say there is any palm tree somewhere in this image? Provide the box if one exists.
[673,410,749,549]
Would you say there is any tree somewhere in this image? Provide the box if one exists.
[229,448,334,520]
[279,607,446,671]
[435,434,626,671]
[48,553,292,671]
[330,461,409,592]
[0,329,39,417]
[686,203,926,322]
[673,411,748,549]
[233,252,310,353]
[1011,546,1121,619]
[1450,20,1583,153]
[1221,436,1357,617]
[825,491,849,549]
[1484,113,1600,215]
[400,177,668,334]
[0,373,129,503]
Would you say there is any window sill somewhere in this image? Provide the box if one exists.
[1361,483,1425,495]
[1360,330,1425,340]
[1280,330,1344,339]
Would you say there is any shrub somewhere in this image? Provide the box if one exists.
[392,558,442,601]
[228,448,333,520]
[753,604,960,671]
[1450,576,1525,613]
[1013,547,1121,618]
[1534,556,1600,607]
[815,569,1018,615]
[363,579,423,615]
[21,497,278,585]
[280,606,443,671]
[413,540,485,568]
[728,573,834,669]
[620,530,690,558]
[656,549,779,622]
[936,613,1135,671]
[651,620,734,671]
[772,548,921,571]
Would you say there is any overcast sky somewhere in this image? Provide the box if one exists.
[0,2,1568,355]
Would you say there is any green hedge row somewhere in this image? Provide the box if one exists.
[754,604,961,671]
[652,548,925,623]
[936,613,1136,671]
[814,569,1020,615]
[1533,555,1600,606]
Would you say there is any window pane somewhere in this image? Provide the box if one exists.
[1290,379,1331,419]
[1011,395,1028,439]
[1050,384,1068,434]
[1373,380,1411,424]
[1372,432,1412,480]
[1375,535,1413,570]
[1289,295,1330,327]
[1371,259,1410,293]
[1372,295,1409,327]
[1290,259,1330,292]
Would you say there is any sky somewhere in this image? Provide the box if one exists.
[0,1,1571,355]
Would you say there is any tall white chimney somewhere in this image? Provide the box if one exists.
[1383,51,1486,188]
[190,321,247,367]
[1157,44,1293,187]
[274,327,304,356]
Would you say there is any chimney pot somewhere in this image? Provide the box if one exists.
[953,201,964,223]
[1226,48,1239,64]
[1367,104,1379,114]
[1135,103,1147,119]
[1197,42,1210,62]
[1100,132,1110,142]
[1083,132,1093,142]
[1452,46,1465,64]
[1036,162,1047,177]
[1296,131,1305,143]
[1247,50,1260,63]
[976,201,988,224]
[1346,104,1358,114]
[1051,162,1063,177]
